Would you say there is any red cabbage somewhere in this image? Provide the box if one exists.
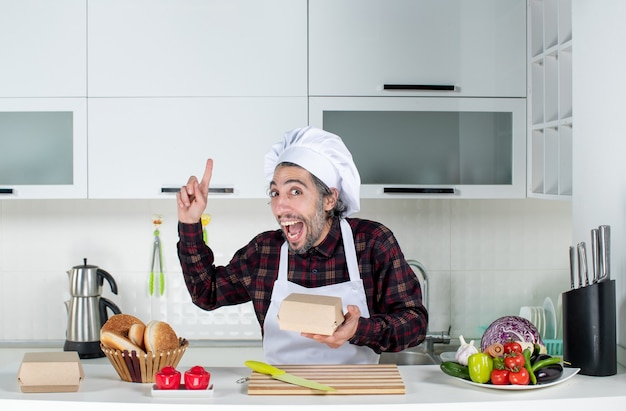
[480,315,544,352]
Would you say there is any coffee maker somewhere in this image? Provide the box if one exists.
[64,258,122,359]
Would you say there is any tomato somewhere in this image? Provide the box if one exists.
[467,353,493,384]
[503,341,523,354]
[508,367,530,385]
[504,352,525,370]
[184,366,211,390]
[154,366,181,390]
[490,369,510,385]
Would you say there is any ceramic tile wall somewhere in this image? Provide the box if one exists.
[0,198,571,342]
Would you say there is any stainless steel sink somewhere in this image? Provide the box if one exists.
[378,342,461,366]
[378,350,440,365]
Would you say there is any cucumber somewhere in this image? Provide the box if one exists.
[440,361,471,380]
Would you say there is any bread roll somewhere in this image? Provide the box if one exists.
[144,320,179,353]
[128,323,145,347]
[100,330,146,355]
[101,314,145,339]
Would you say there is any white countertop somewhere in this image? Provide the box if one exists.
[2,345,626,410]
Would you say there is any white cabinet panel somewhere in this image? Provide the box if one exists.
[309,0,526,97]
[0,98,87,198]
[0,0,87,97]
[88,0,307,97]
[88,97,308,199]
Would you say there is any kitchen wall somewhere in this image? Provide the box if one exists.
[0,197,571,343]
[572,0,626,365]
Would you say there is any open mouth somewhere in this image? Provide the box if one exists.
[281,220,304,242]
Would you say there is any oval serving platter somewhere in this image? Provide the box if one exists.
[449,367,580,391]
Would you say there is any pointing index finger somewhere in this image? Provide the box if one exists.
[200,158,213,188]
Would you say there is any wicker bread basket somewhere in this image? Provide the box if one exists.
[101,338,189,383]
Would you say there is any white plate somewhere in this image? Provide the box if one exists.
[151,384,214,398]
[556,294,563,339]
[450,368,580,391]
[543,297,557,339]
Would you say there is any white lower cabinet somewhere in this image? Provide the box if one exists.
[87,97,308,199]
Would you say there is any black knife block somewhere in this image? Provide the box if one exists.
[562,280,616,376]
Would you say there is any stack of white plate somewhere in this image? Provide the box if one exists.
[518,305,546,338]
[519,297,558,340]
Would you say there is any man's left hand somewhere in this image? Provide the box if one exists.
[301,305,360,349]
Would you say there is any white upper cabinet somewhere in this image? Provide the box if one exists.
[528,0,573,199]
[0,98,87,199]
[0,0,87,97]
[309,0,526,97]
[87,0,307,97]
[87,97,307,199]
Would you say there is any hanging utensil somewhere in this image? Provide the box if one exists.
[201,213,211,245]
[149,215,164,296]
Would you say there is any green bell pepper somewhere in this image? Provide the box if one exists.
[467,352,494,384]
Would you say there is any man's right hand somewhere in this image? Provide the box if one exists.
[177,158,213,224]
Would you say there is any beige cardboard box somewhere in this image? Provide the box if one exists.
[17,351,84,393]
[278,293,345,335]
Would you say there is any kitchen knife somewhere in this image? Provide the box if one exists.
[244,360,336,392]
[569,245,576,289]
[598,225,611,282]
[577,242,589,287]
[591,228,599,283]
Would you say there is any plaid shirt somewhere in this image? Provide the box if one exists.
[177,217,427,353]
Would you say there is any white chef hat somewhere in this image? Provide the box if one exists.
[264,126,361,217]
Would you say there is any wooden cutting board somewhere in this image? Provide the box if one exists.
[247,364,405,395]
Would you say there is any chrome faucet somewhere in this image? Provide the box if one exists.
[406,259,450,353]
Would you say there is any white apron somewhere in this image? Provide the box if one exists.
[263,219,380,364]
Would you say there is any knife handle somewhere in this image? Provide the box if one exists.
[591,229,599,283]
[245,360,285,376]
[569,246,576,289]
[598,225,610,281]
[576,242,587,287]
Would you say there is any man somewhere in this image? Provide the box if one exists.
[177,126,427,364]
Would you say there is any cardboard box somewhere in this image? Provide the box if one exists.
[17,351,84,393]
[277,293,345,335]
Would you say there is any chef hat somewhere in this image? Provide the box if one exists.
[264,126,361,217]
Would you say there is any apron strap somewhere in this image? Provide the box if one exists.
[278,242,289,281]
[339,218,361,282]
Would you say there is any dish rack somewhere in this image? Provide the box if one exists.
[543,339,563,356]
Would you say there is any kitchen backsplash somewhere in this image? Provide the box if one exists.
[0,198,571,342]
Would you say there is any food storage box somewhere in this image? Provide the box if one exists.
[277,293,344,335]
[17,351,84,393]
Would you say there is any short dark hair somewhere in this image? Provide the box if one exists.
[275,162,347,218]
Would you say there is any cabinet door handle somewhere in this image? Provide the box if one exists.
[161,187,234,194]
[0,188,14,195]
[383,84,456,91]
[384,187,455,194]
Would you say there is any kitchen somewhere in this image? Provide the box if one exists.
[0,0,625,408]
